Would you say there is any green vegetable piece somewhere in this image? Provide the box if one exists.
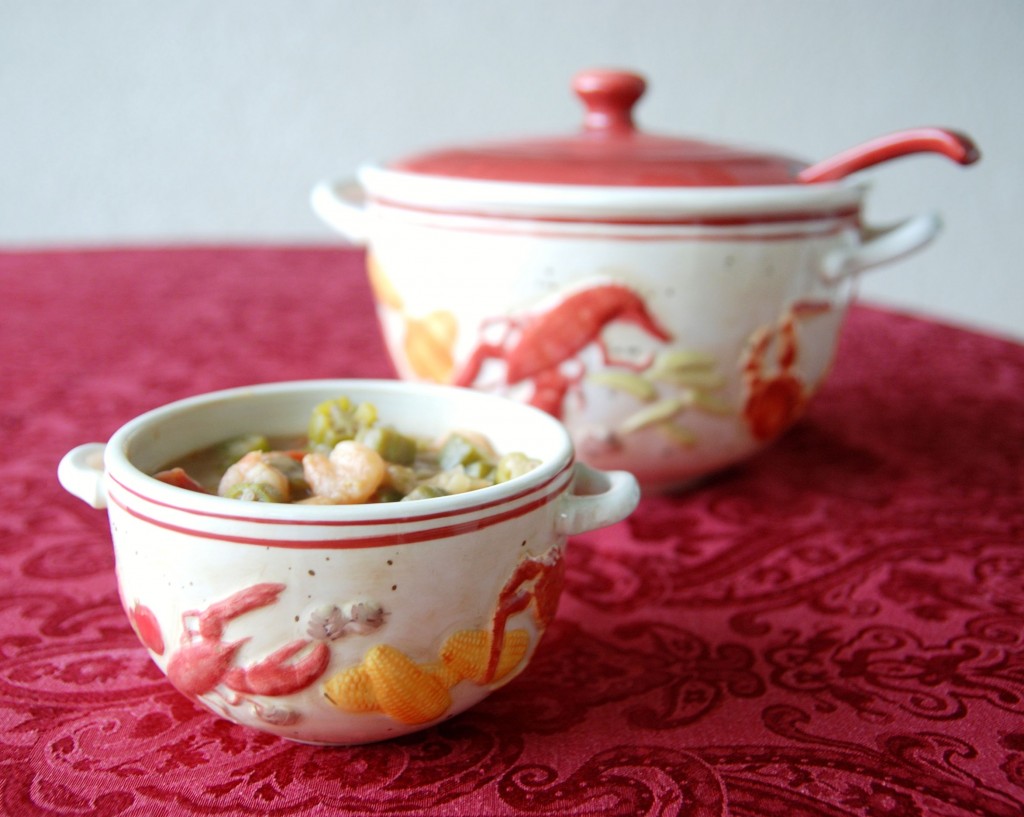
[495,452,540,483]
[463,459,493,480]
[371,485,405,503]
[223,482,286,503]
[401,485,449,502]
[217,434,270,469]
[357,425,418,466]
[439,434,486,470]
[308,397,378,451]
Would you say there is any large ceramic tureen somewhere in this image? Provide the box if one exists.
[313,68,979,490]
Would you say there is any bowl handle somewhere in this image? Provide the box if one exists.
[556,462,640,536]
[58,443,108,509]
[820,211,942,283]
[310,179,369,246]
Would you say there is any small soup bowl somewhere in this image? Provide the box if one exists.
[58,379,639,745]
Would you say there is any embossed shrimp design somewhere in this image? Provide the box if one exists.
[164,583,330,702]
[455,283,673,418]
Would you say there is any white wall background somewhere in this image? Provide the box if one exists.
[3,0,1021,340]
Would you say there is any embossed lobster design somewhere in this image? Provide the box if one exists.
[454,282,673,418]
[482,548,565,684]
[165,582,330,701]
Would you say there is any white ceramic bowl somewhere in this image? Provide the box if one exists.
[58,380,639,745]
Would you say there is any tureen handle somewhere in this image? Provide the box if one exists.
[58,443,108,509]
[820,212,942,282]
[311,179,369,245]
[556,462,640,536]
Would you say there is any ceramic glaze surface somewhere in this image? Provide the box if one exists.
[109,497,564,744]
[362,206,856,490]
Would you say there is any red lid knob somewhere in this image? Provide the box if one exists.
[573,69,646,134]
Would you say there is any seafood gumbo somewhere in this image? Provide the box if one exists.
[154,396,540,504]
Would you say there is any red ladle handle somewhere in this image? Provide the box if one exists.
[798,127,980,183]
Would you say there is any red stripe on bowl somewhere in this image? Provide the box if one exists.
[107,480,568,550]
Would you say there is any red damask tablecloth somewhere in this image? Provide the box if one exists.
[2,246,1023,816]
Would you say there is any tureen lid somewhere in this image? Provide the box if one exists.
[388,69,807,187]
